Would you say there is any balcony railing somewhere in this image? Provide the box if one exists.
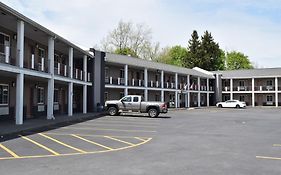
[233,86,249,91]
[54,62,69,77]
[73,68,85,81]
[0,44,17,66]
[254,86,275,91]
[223,86,230,91]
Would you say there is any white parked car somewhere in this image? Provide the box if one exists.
[216,100,246,108]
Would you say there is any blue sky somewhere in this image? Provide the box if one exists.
[2,0,281,68]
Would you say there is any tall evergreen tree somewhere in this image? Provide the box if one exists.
[184,30,200,68]
[199,31,221,71]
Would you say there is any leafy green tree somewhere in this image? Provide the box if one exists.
[156,46,188,66]
[184,30,200,68]
[226,51,253,70]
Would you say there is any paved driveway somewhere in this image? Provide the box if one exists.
[1,108,281,175]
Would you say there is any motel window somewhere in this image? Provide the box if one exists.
[120,92,124,99]
[105,67,109,78]
[0,85,9,105]
[104,92,108,101]
[0,33,10,55]
[239,95,245,102]
[54,89,59,103]
[239,81,245,87]
[266,80,273,86]
[266,95,273,102]
[38,48,45,58]
[136,72,140,80]
[120,69,124,78]
[37,87,45,104]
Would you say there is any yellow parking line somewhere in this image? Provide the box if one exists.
[256,156,281,160]
[104,136,135,146]
[273,144,281,147]
[38,133,87,153]
[62,126,156,133]
[134,137,146,142]
[20,135,60,156]
[77,123,157,128]
[0,143,20,158]
[0,137,152,160]
[71,134,113,150]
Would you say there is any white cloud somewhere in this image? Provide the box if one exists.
[1,0,281,67]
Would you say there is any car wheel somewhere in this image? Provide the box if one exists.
[148,108,159,118]
[108,106,118,116]
[218,104,223,108]
[236,104,240,108]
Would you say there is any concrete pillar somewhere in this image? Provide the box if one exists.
[252,78,255,107]
[187,75,190,108]
[83,55,87,82]
[175,73,178,90]
[124,64,128,86]
[15,20,24,125]
[124,88,128,96]
[230,79,233,100]
[207,78,209,91]
[68,82,73,116]
[144,68,148,101]
[161,90,164,102]
[198,77,201,107]
[47,37,55,120]
[69,47,73,78]
[275,77,278,107]
[17,20,24,68]
[207,93,210,107]
[161,70,164,89]
[175,91,178,108]
[185,93,188,108]
[15,73,24,125]
[83,85,87,113]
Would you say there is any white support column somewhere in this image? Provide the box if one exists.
[161,90,164,102]
[252,78,255,107]
[124,64,128,86]
[69,47,73,79]
[47,37,55,120]
[68,47,73,116]
[187,75,190,108]
[230,79,233,100]
[83,55,87,82]
[175,73,178,90]
[161,70,164,89]
[175,73,178,108]
[275,77,278,107]
[185,93,188,108]
[144,68,148,101]
[16,73,24,125]
[175,91,178,108]
[17,20,24,68]
[198,77,201,107]
[15,20,24,125]
[83,85,87,113]
[68,82,73,116]
[124,88,128,96]
[207,78,210,107]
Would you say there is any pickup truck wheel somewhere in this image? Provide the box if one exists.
[236,104,240,108]
[218,104,223,108]
[108,107,118,116]
[148,108,159,118]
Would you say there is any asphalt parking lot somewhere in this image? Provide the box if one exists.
[1,108,281,175]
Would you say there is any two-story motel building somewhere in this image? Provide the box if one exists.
[0,2,281,126]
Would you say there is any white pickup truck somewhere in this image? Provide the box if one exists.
[105,95,168,118]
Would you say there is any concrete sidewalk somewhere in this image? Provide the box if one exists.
[0,112,105,139]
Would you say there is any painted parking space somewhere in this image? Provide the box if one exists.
[0,115,159,161]
[256,143,281,161]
